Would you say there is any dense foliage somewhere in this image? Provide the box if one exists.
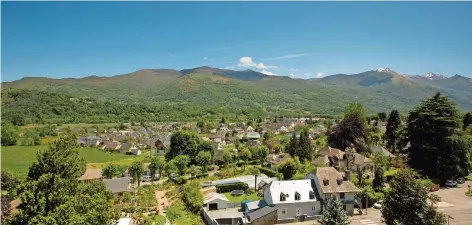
[4,135,116,224]
[404,93,472,179]
[102,163,123,179]
[385,110,402,153]
[319,197,350,225]
[381,169,446,225]
[328,103,369,152]
[1,123,19,146]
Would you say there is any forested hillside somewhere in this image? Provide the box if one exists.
[2,67,472,125]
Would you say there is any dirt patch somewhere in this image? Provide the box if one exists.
[155,190,173,214]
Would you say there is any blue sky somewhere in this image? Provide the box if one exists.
[2,2,472,81]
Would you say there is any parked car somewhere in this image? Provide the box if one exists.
[142,175,152,182]
[373,200,383,209]
[445,180,458,187]
[430,184,440,192]
[456,177,465,184]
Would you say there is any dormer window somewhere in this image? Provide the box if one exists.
[295,192,301,201]
[309,191,315,200]
[280,192,286,201]
[323,178,329,186]
[337,178,343,185]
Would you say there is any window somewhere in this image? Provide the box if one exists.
[280,193,286,201]
[295,192,301,201]
[340,193,345,199]
[312,206,316,211]
[309,191,315,200]
[281,209,286,215]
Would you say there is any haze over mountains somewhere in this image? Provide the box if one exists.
[2,66,472,117]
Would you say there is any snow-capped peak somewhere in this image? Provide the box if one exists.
[422,72,446,80]
[377,68,395,73]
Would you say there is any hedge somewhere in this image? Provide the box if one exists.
[216,182,249,193]
[256,166,282,179]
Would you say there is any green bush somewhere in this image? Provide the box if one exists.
[216,182,248,193]
[256,166,282,178]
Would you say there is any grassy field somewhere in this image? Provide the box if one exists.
[384,169,398,176]
[223,192,261,203]
[1,145,140,177]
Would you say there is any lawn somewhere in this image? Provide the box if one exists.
[1,145,137,177]
[223,192,261,203]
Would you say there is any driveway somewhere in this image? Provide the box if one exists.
[433,180,472,225]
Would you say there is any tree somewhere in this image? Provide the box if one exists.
[1,196,12,220]
[21,129,42,146]
[464,112,472,130]
[173,155,190,176]
[319,197,350,225]
[263,131,271,141]
[129,160,144,187]
[102,163,121,179]
[371,151,389,170]
[378,112,387,122]
[287,132,298,157]
[1,123,19,146]
[328,103,369,152]
[372,167,385,191]
[404,93,470,180]
[198,141,214,157]
[297,128,313,162]
[196,151,212,172]
[279,157,299,180]
[149,157,164,183]
[385,110,402,153]
[168,131,201,162]
[240,148,252,171]
[221,117,226,124]
[189,165,197,178]
[254,146,269,166]
[165,161,178,178]
[249,167,260,192]
[222,151,232,168]
[381,169,446,225]
[4,135,115,225]
[181,181,204,214]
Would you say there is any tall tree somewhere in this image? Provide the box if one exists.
[1,123,19,146]
[372,167,385,191]
[181,181,204,214]
[404,93,470,179]
[319,197,350,225]
[222,151,232,168]
[4,135,115,224]
[240,148,252,171]
[102,163,121,179]
[148,157,163,183]
[328,103,368,152]
[196,151,212,172]
[385,110,402,153]
[378,112,387,122]
[287,133,298,157]
[254,146,269,166]
[381,169,446,225]
[463,112,472,130]
[173,155,190,176]
[279,157,299,180]
[297,128,313,162]
[221,117,226,124]
[167,130,201,162]
[129,161,144,187]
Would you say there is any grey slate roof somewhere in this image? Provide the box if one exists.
[248,206,277,221]
[103,177,130,193]
[246,132,261,139]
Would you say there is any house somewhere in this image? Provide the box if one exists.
[246,126,254,132]
[370,146,394,158]
[103,177,131,194]
[245,140,261,147]
[77,135,102,147]
[118,142,133,154]
[204,192,229,211]
[263,180,321,220]
[130,147,141,156]
[210,129,217,134]
[310,167,361,215]
[246,132,261,140]
[102,141,121,151]
[318,146,345,169]
[351,153,375,175]
[266,153,292,170]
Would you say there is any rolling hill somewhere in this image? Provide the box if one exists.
[2,66,472,124]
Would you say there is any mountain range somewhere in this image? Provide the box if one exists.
[2,66,472,123]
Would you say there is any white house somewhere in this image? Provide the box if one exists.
[204,192,229,211]
[263,180,321,220]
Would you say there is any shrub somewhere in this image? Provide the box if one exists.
[216,182,248,193]
[256,166,281,178]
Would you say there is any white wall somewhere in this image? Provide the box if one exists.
[273,202,322,219]
[205,199,229,210]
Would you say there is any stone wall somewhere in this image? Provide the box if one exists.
[250,210,277,225]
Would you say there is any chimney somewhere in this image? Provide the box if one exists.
[344,170,351,181]
[337,178,343,185]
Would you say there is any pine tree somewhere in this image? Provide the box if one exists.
[287,133,298,157]
[385,110,402,154]
[319,197,350,225]
[463,112,472,130]
[405,92,469,179]
[297,128,313,162]
[373,167,385,191]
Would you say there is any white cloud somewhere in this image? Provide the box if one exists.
[261,69,277,76]
[316,72,324,78]
[203,56,214,61]
[224,65,235,70]
[238,57,278,70]
[289,68,299,72]
[261,53,310,60]
[289,73,295,77]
